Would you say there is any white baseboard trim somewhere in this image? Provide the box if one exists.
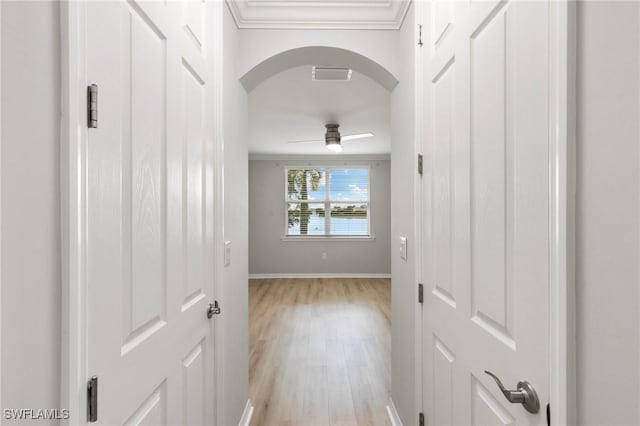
[238,399,254,426]
[386,398,403,426]
[249,273,391,279]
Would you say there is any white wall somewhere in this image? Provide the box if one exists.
[237,28,401,89]
[389,3,416,423]
[222,5,250,425]
[1,0,61,420]
[576,2,640,424]
[248,157,391,276]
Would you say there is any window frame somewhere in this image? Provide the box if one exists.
[282,165,373,240]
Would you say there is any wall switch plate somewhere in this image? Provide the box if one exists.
[400,237,407,261]
[224,241,231,266]
[321,252,327,260]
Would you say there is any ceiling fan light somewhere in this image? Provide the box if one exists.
[326,142,342,153]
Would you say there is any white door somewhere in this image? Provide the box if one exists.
[85,1,216,424]
[420,0,549,424]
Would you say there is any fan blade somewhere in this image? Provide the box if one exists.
[287,139,324,144]
[341,132,374,142]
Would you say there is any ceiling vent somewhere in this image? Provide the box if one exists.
[312,66,352,81]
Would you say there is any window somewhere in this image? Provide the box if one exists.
[285,167,370,237]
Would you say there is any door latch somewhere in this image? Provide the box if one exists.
[207,301,221,319]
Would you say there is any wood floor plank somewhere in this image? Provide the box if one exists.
[249,278,391,426]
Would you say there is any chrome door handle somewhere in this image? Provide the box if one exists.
[484,370,540,414]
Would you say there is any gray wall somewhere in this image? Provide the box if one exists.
[389,3,416,423]
[249,157,391,275]
[1,1,61,421]
[576,2,640,424]
[222,5,250,425]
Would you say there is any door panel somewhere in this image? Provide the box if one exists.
[432,337,455,425]
[432,57,456,309]
[182,341,206,426]
[85,1,215,424]
[124,383,167,426]
[433,0,454,48]
[182,0,205,52]
[421,1,549,424]
[469,7,514,348]
[183,59,206,311]
[123,2,168,352]
[471,377,515,426]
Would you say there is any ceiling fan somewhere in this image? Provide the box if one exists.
[287,123,373,153]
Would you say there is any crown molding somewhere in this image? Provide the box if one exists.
[248,153,390,161]
[226,0,410,30]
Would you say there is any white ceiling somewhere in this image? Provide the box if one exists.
[226,0,410,30]
[248,65,391,155]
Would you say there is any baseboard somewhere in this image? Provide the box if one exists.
[238,399,254,426]
[386,398,403,426]
[249,273,391,279]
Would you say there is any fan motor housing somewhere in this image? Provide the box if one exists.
[325,123,341,145]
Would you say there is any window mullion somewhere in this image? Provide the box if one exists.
[325,168,331,235]
[285,167,289,236]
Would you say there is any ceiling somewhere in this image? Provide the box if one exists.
[226,0,410,30]
[248,65,390,155]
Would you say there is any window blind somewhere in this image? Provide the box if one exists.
[286,167,370,236]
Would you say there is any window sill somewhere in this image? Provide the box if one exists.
[280,235,376,242]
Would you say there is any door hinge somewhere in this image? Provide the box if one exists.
[87,376,98,422]
[419,412,425,426]
[207,300,221,319]
[418,153,423,176]
[418,283,424,304]
[418,24,423,47]
[87,84,98,128]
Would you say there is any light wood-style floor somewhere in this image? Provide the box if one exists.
[249,278,391,426]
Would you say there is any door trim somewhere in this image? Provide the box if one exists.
[209,1,226,425]
[59,2,87,423]
[548,2,577,424]
[58,2,226,424]
[413,1,426,423]
[0,3,3,421]
[413,1,577,425]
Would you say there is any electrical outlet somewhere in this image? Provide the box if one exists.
[321,252,327,260]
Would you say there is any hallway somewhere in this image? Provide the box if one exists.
[3,1,638,425]
[249,278,391,426]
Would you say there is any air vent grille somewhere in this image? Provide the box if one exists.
[312,66,352,81]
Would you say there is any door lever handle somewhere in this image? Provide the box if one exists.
[484,370,540,414]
